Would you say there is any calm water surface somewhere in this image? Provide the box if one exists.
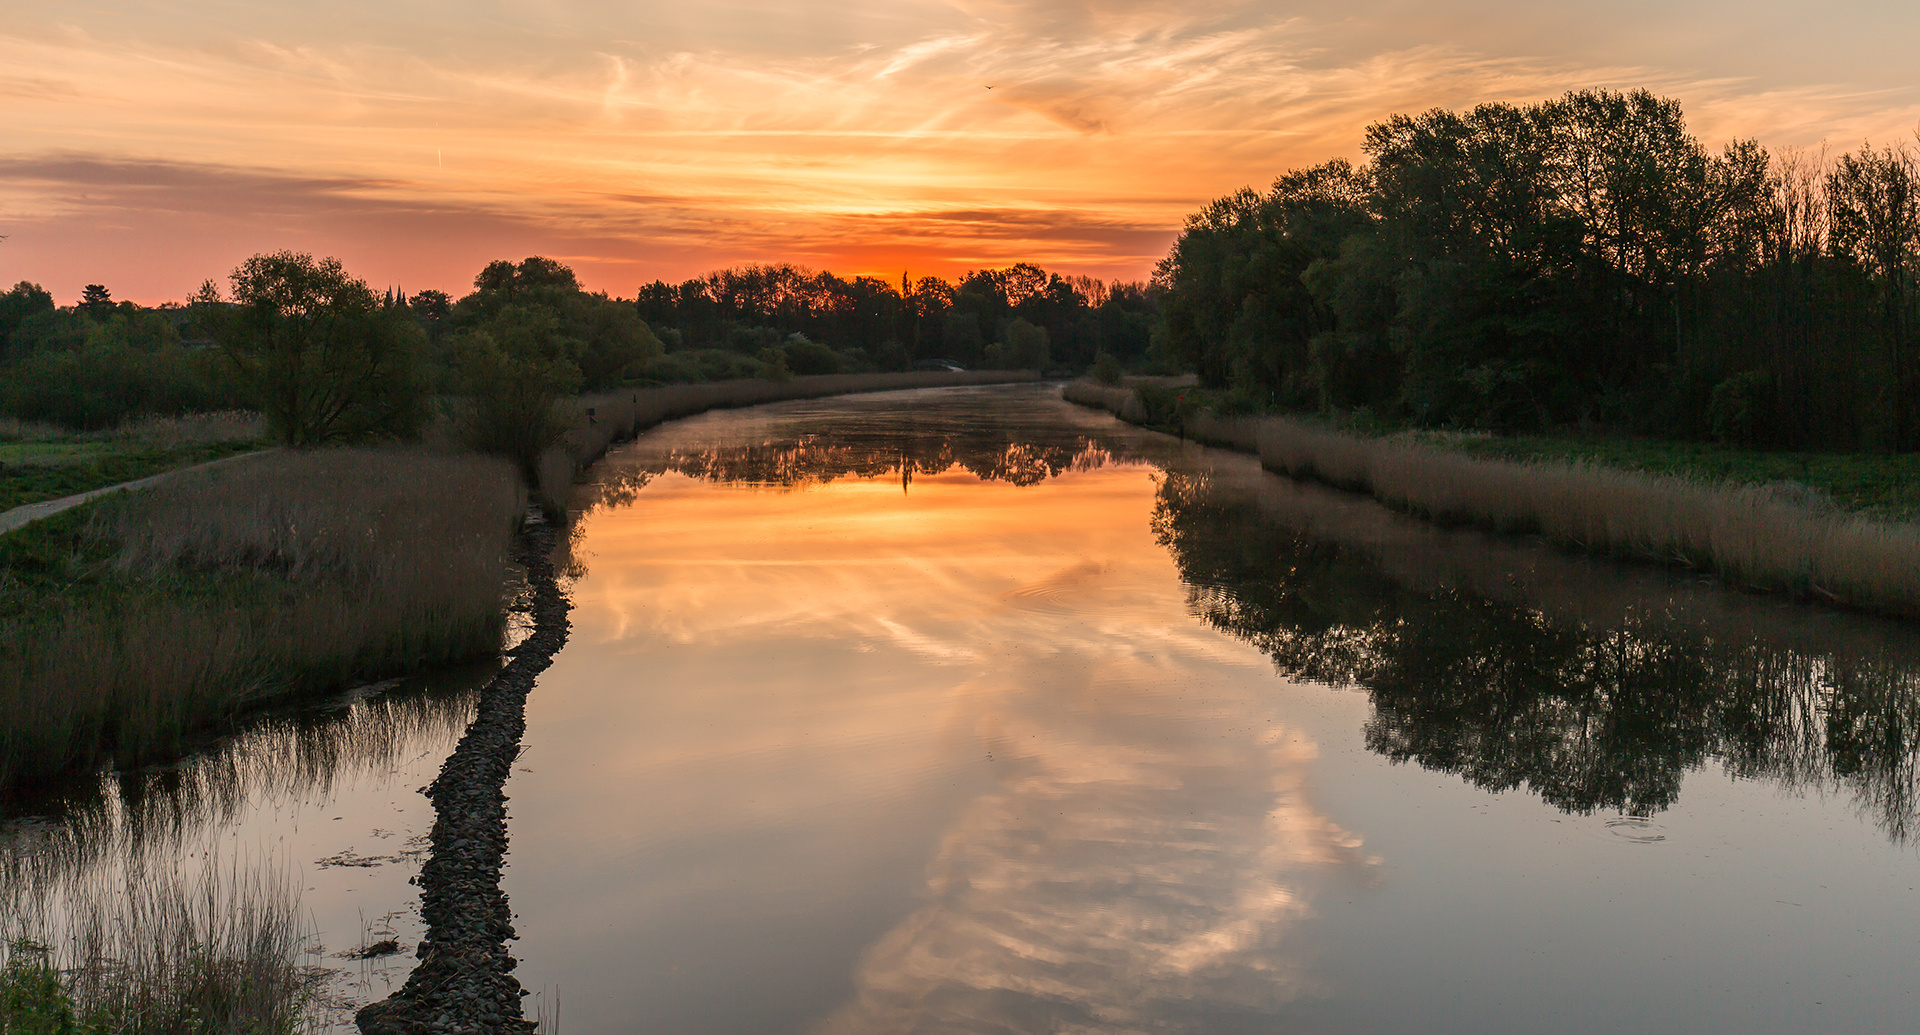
[4,383,1916,1034]
[504,384,1919,1034]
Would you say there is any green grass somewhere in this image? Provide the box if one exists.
[0,441,262,513]
[1411,433,1920,523]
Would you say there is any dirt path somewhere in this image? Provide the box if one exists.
[0,449,272,535]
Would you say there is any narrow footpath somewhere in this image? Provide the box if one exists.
[0,449,272,535]
[358,517,573,1035]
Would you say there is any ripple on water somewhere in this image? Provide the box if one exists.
[1600,816,1669,844]
[999,559,1111,616]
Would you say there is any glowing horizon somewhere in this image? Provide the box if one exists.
[4,1,1918,305]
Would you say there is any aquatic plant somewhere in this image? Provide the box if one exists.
[1,860,314,1035]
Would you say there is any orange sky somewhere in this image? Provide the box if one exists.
[4,1,1919,304]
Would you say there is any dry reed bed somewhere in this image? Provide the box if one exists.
[1065,380,1920,617]
[0,448,521,788]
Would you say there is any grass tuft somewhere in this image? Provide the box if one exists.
[2,861,313,1034]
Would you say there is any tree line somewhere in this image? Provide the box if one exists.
[633,262,1157,376]
[1156,88,1920,450]
[0,256,1159,443]
[10,87,1915,455]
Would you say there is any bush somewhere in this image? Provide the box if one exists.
[1708,370,1774,447]
[456,330,577,485]
[1091,352,1123,385]
[0,347,244,430]
[781,335,842,375]
[630,349,773,384]
[0,941,83,1034]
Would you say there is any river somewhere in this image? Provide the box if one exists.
[5,383,1918,1033]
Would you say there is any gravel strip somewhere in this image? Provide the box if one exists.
[358,520,571,1035]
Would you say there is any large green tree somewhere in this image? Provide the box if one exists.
[217,252,429,445]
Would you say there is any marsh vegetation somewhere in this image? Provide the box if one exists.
[1068,379,1920,615]
[0,448,521,792]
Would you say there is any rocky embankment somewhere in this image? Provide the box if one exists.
[358,518,571,1035]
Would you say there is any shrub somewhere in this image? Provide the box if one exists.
[1708,370,1774,447]
[781,335,841,375]
[0,347,244,430]
[456,330,577,486]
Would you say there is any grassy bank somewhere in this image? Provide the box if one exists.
[0,413,266,513]
[1415,433,1920,523]
[0,448,521,791]
[1064,380,1920,617]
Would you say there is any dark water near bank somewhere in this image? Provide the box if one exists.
[505,384,1918,1034]
[5,383,1917,1033]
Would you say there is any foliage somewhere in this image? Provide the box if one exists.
[986,318,1049,370]
[455,327,578,484]
[1,941,85,1035]
[1153,88,1920,451]
[213,253,430,446]
[636,262,1159,374]
[1,348,242,431]
[445,256,663,393]
[1707,370,1774,446]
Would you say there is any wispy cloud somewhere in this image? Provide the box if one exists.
[3,2,1918,301]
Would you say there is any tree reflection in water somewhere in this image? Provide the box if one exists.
[1153,471,1920,842]
[580,413,1139,515]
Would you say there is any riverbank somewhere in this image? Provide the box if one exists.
[1064,379,1920,618]
[0,448,524,793]
[0,371,1038,796]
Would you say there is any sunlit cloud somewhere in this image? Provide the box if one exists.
[4,1,1918,301]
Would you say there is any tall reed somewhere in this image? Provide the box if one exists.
[1251,419,1920,612]
[0,448,521,789]
[1065,381,1920,617]
[2,856,313,1034]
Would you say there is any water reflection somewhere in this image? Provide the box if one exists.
[814,698,1372,1035]
[0,668,490,1026]
[580,393,1147,514]
[1153,470,1920,841]
[505,386,1919,1033]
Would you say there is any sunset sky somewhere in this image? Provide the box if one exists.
[4,1,1918,303]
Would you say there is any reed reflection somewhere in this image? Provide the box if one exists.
[0,670,483,918]
[1153,471,1920,842]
